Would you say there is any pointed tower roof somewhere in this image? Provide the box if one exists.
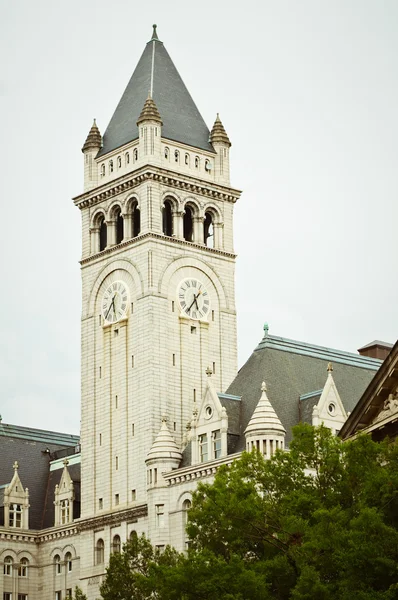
[137,93,163,125]
[245,382,286,436]
[98,25,213,157]
[146,418,182,462]
[82,119,102,152]
[210,113,231,147]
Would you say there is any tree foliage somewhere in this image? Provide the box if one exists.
[100,425,398,599]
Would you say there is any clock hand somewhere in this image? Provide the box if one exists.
[105,295,115,320]
[187,293,198,312]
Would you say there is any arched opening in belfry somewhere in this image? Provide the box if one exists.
[183,206,193,242]
[132,203,140,237]
[99,216,107,251]
[204,212,214,248]
[115,208,124,244]
[163,199,173,236]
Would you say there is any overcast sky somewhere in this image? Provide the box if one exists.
[1,0,397,435]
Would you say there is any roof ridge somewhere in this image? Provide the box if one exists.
[255,334,382,369]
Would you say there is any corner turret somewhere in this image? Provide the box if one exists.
[210,113,231,185]
[136,93,163,166]
[82,119,102,192]
[245,382,286,457]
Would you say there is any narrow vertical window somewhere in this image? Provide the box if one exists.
[199,434,208,462]
[115,456,118,470]
[172,353,176,366]
[115,494,119,506]
[131,355,135,368]
[213,361,216,374]
[212,429,221,459]
[155,504,165,527]
[99,433,102,446]
[131,489,136,501]
[162,200,173,236]
[132,423,135,437]
[183,206,193,241]
[109,160,114,173]
[172,300,175,312]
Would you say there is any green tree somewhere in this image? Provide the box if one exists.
[100,425,398,599]
[73,587,88,600]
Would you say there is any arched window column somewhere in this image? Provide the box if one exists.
[123,212,132,241]
[214,222,223,249]
[173,210,184,239]
[194,216,205,245]
[106,219,117,246]
[90,226,101,254]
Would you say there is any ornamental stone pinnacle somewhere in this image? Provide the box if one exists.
[327,362,333,372]
[137,93,163,126]
[205,366,213,377]
[210,113,231,147]
[151,24,159,41]
[13,461,19,471]
[82,119,102,153]
[245,382,286,436]
[63,459,69,467]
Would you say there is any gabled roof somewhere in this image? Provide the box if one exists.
[340,339,398,440]
[98,26,214,157]
[227,330,380,445]
[0,423,80,529]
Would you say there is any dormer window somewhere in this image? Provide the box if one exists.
[205,159,211,172]
[10,503,22,527]
[125,152,130,165]
[117,156,122,168]
[185,153,190,166]
[133,148,138,161]
[212,429,221,459]
[199,433,208,462]
[61,499,70,524]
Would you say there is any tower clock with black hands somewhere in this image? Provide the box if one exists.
[177,278,210,320]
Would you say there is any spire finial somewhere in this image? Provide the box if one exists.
[327,362,333,373]
[152,24,159,40]
[161,415,168,423]
[261,381,267,393]
[63,458,69,468]
[263,322,269,336]
[13,461,19,471]
[206,366,213,377]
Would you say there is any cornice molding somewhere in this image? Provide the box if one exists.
[73,167,241,210]
[77,505,148,532]
[80,232,237,266]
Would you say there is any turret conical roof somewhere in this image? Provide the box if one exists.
[82,119,102,152]
[146,418,182,463]
[98,25,213,157]
[245,382,286,436]
[210,114,231,147]
[137,93,163,125]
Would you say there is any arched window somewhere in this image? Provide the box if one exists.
[185,153,190,166]
[204,212,214,248]
[18,557,28,577]
[112,535,121,554]
[65,552,72,572]
[54,554,61,575]
[125,152,130,165]
[4,556,13,575]
[112,206,123,245]
[129,530,138,541]
[61,499,70,524]
[96,539,104,564]
[117,156,122,169]
[174,150,179,163]
[109,160,114,174]
[10,503,22,527]
[183,206,194,242]
[99,215,107,251]
[163,200,173,237]
[132,203,140,237]
[182,499,191,524]
[195,156,199,169]
[100,164,105,177]
[205,159,211,172]
[133,148,138,161]
[164,147,169,160]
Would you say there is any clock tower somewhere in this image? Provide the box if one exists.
[74,25,240,524]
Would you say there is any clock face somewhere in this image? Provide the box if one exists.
[102,281,129,324]
[178,278,210,320]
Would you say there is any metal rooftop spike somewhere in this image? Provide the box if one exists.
[97,30,213,156]
[151,24,159,40]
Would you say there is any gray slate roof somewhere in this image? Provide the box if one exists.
[0,423,80,529]
[98,31,214,156]
[226,333,380,446]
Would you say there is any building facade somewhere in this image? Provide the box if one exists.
[0,26,385,600]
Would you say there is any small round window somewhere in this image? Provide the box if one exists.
[328,403,336,415]
[205,406,213,419]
